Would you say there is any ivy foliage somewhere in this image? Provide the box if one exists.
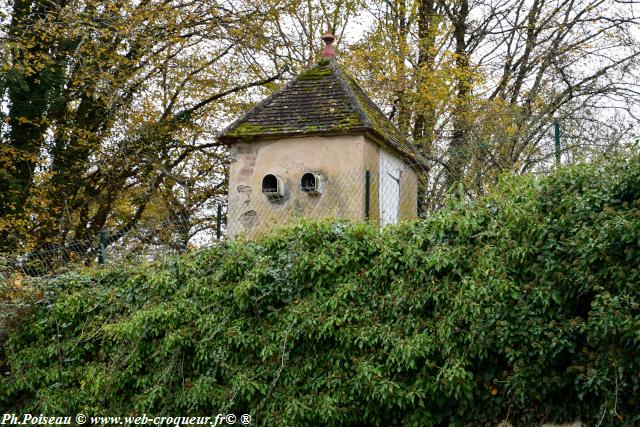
[2,156,640,426]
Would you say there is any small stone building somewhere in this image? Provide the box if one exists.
[219,33,426,237]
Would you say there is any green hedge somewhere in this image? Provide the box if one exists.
[2,156,640,425]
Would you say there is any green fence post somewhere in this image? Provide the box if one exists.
[365,170,370,221]
[216,204,222,240]
[98,231,106,265]
[554,118,561,166]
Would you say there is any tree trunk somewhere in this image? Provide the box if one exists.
[444,0,471,192]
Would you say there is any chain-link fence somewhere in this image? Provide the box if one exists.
[227,164,420,239]
[5,117,604,279]
[3,153,443,278]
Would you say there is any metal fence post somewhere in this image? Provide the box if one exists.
[364,170,370,221]
[554,118,561,166]
[98,231,106,265]
[216,204,222,240]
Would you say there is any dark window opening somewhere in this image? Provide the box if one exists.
[301,172,324,195]
[301,173,317,192]
[262,174,283,197]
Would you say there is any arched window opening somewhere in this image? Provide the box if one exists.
[301,172,324,195]
[262,174,285,198]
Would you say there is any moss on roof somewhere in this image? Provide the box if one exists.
[219,60,426,168]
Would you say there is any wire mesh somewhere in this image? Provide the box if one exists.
[3,122,595,279]
[5,155,432,277]
[226,154,427,239]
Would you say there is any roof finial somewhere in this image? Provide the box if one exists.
[321,32,336,59]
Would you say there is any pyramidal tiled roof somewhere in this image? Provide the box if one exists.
[218,59,426,168]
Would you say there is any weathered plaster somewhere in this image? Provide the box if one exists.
[227,134,417,237]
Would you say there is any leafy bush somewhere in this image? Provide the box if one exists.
[2,156,640,425]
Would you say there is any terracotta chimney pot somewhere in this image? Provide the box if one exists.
[321,32,336,59]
